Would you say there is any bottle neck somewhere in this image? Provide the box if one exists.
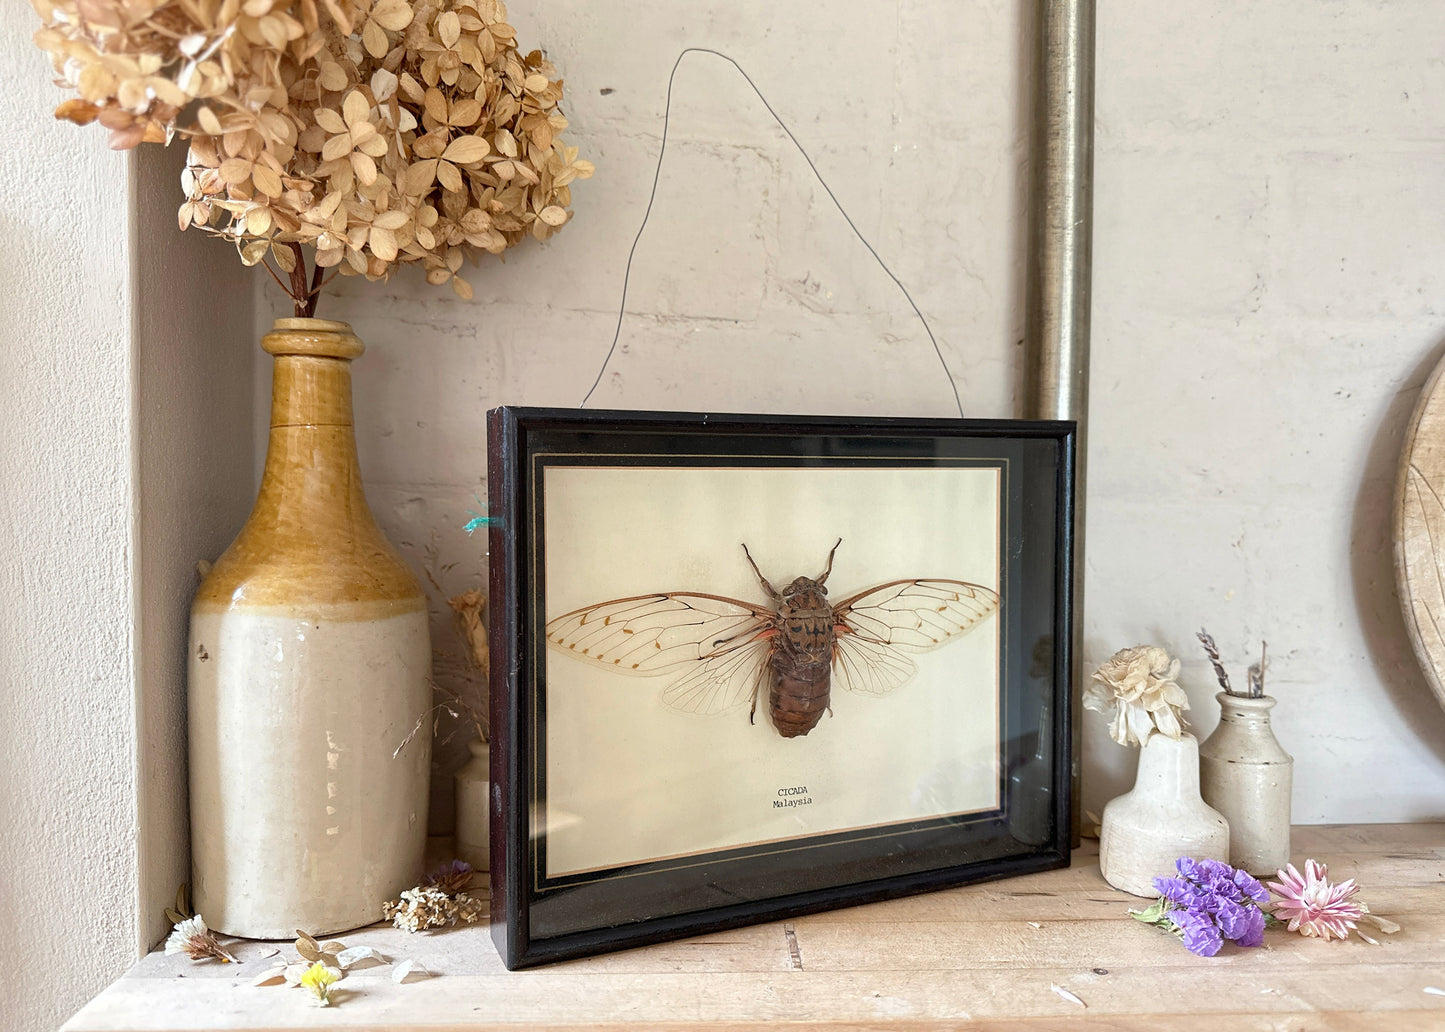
[1215,692,1276,728]
[1137,732,1201,796]
[270,353,356,429]
[256,354,368,522]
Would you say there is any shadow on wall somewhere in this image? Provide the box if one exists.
[1351,335,1445,786]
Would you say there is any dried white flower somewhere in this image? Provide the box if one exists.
[1084,645,1189,747]
[383,885,486,932]
[164,914,237,963]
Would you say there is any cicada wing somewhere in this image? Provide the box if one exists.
[829,579,998,696]
[546,591,776,714]
[834,578,999,652]
[832,632,918,697]
[660,636,773,715]
[546,591,773,673]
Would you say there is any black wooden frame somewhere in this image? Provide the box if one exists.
[488,406,1075,969]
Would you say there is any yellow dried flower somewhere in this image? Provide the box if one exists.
[29,0,594,313]
[299,961,340,1006]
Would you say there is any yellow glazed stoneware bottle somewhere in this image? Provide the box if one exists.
[188,318,431,938]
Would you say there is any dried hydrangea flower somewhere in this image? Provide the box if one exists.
[30,0,594,314]
[1085,645,1189,746]
[299,961,340,1006]
[1267,860,1365,941]
[163,915,237,963]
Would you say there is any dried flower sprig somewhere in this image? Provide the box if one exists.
[441,588,489,742]
[299,962,340,1006]
[164,915,238,963]
[424,858,475,894]
[383,884,486,932]
[421,542,489,744]
[1084,646,1189,747]
[1131,857,1270,957]
[31,0,594,313]
[1197,628,1268,698]
[1195,630,1232,694]
[254,933,391,993]
[1265,859,1402,943]
[1247,641,1268,697]
[295,928,345,968]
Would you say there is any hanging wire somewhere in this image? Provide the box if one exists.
[580,47,964,418]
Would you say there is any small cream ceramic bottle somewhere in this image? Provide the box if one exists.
[454,739,491,871]
[1199,693,1292,875]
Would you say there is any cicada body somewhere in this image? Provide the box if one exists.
[544,540,999,739]
[762,566,838,738]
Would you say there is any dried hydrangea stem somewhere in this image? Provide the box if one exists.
[283,243,307,317]
[307,257,326,318]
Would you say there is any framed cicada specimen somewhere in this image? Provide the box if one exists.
[488,407,1075,969]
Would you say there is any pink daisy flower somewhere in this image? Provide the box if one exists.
[1267,860,1364,941]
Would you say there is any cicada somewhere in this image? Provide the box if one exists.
[545,540,1000,738]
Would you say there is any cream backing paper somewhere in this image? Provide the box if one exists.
[541,463,1001,877]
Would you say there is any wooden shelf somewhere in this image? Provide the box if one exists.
[64,824,1445,1031]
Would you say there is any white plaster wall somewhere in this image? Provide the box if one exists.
[1085,1,1445,821]
[254,0,1030,829]
[0,10,253,1031]
[265,0,1445,829]
[134,144,255,955]
[0,9,139,1031]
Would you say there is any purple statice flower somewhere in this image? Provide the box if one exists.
[1134,857,1270,956]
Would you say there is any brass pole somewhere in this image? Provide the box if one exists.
[1025,0,1094,845]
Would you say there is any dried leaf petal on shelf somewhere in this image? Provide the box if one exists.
[336,945,388,969]
[1050,984,1086,1008]
[295,932,321,963]
[392,958,430,983]
[1362,911,1401,935]
[253,964,289,987]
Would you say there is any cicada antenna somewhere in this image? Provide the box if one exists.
[741,543,780,601]
[816,538,842,584]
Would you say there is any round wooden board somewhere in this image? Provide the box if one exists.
[1394,350,1445,712]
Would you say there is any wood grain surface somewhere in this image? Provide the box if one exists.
[63,825,1445,1031]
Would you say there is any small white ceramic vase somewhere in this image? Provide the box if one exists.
[454,739,490,871]
[1099,732,1229,896]
[1199,693,1292,875]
